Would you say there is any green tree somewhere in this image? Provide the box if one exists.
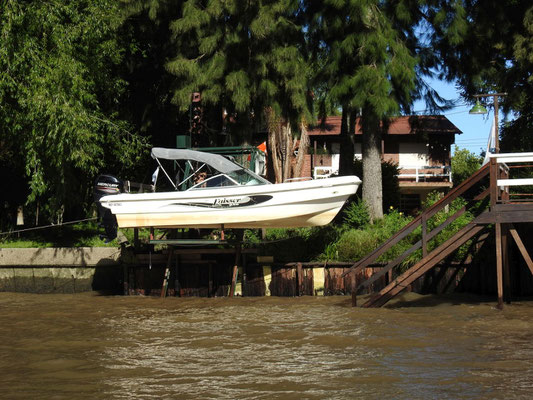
[307,0,419,222]
[429,1,533,152]
[451,146,482,186]
[124,0,311,182]
[120,0,190,148]
[0,0,146,226]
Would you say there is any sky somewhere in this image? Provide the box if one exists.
[413,79,495,156]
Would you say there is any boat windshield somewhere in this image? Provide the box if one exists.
[151,148,271,192]
[188,169,270,190]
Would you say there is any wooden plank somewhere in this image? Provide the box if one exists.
[161,249,173,298]
[502,225,511,304]
[362,224,484,308]
[229,243,241,297]
[357,241,421,292]
[175,256,181,297]
[341,163,490,278]
[208,262,213,297]
[123,265,129,295]
[356,203,472,293]
[490,154,533,163]
[366,224,484,308]
[497,178,533,187]
[509,226,533,276]
[297,262,303,296]
[242,254,247,297]
[495,223,504,310]
[490,158,499,206]
[128,266,135,295]
[490,151,533,158]
[493,203,533,212]
[422,213,428,258]
[475,208,533,224]
[229,264,238,297]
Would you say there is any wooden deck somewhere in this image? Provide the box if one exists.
[346,152,533,308]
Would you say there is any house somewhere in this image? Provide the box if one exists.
[304,115,461,213]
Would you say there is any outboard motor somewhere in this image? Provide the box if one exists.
[93,174,123,242]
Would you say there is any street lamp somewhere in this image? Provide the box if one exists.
[468,93,507,153]
[468,99,488,114]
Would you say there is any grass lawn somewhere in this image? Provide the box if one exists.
[0,221,120,248]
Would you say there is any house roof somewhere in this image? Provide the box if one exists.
[307,115,462,136]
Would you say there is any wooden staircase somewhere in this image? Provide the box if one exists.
[346,153,533,308]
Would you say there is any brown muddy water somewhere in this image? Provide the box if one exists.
[0,293,532,399]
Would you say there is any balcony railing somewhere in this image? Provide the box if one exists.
[489,152,533,204]
[398,165,452,183]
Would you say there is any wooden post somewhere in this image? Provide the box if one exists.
[502,224,511,304]
[421,213,428,258]
[123,265,129,295]
[134,228,139,251]
[495,223,504,310]
[229,265,238,297]
[175,255,181,297]
[350,270,356,294]
[351,291,357,307]
[490,157,498,206]
[208,262,213,298]
[242,253,247,297]
[297,262,303,296]
[128,266,135,295]
[229,243,241,297]
[161,249,173,298]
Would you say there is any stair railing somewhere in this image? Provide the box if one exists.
[341,163,491,285]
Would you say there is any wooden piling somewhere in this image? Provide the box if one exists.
[495,223,504,310]
[229,243,241,297]
[297,262,303,296]
[502,225,512,304]
[208,262,213,297]
[175,255,181,297]
[123,265,129,295]
[161,249,173,298]
[351,291,357,307]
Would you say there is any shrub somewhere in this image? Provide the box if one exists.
[259,225,340,262]
[322,207,414,262]
[343,199,370,229]
[423,191,476,261]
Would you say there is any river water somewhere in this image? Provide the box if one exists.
[0,292,532,399]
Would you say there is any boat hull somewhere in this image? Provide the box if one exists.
[99,176,360,229]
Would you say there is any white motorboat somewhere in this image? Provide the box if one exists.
[94,148,360,236]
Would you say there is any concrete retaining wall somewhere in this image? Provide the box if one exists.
[0,247,121,267]
[0,247,123,294]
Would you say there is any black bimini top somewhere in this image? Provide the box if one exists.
[151,147,243,174]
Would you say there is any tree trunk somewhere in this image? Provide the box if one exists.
[292,122,309,178]
[281,123,291,181]
[267,109,283,183]
[266,108,308,183]
[361,110,383,222]
[339,107,356,176]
